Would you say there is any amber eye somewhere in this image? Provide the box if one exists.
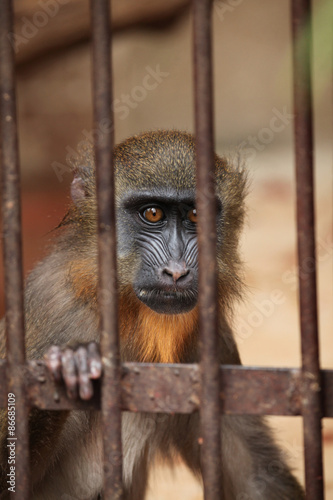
[187,208,197,223]
[142,207,164,223]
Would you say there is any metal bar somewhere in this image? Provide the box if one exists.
[291,1,324,498]
[90,1,123,498]
[0,1,30,498]
[193,1,223,498]
[1,361,333,417]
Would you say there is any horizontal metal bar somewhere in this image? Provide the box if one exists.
[0,361,332,417]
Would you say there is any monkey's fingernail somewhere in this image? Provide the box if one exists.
[78,375,93,400]
[51,371,61,382]
[45,348,62,379]
[89,360,102,378]
[67,387,78,400]
[46,362,61,381]
[80,385,93,400]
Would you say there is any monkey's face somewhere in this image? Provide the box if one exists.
[67,130,246,316]
[119,189,199,315]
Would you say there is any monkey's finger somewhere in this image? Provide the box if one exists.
[61,349,78,399]
[87,342,102,379]
[74,346,94,400]
[44,345,62,382]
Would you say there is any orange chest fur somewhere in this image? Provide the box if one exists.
[119,292,198,363]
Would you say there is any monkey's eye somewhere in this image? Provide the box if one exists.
[141,207,165,223]
[187,208,197,223]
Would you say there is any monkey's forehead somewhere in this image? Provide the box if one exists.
[117,187,197,209]
[114,130,196,156]
[115,161,197,192]
[114,131,197,192]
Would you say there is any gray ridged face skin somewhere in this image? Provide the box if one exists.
[120,187,199,314]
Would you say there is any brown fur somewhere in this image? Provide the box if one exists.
[69,259,97,304]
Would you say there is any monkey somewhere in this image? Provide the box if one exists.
[0,130,304,499]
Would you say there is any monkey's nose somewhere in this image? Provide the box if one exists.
[162,261,190,283]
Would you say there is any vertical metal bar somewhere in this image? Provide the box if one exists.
[0,0,30,498]
[291,1,324,498]
[193,1,223,499]
[90,1,123,498]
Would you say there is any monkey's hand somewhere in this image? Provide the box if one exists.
[44,342,102,400]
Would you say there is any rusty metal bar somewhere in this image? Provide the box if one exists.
[2,361,333,417]
[90,1,123,498]
[0,0,30,498]
[291,1,324,498]
[193,1,223,499]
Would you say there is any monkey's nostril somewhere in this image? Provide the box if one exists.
[173,269,190,282]
[163,268,173,279]
[162,263,190,283]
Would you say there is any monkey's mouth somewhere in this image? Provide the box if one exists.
[136,288,197,315]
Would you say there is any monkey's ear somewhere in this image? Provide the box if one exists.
[70,167,93,205]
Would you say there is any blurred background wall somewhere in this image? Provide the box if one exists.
[0,0,332,497]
